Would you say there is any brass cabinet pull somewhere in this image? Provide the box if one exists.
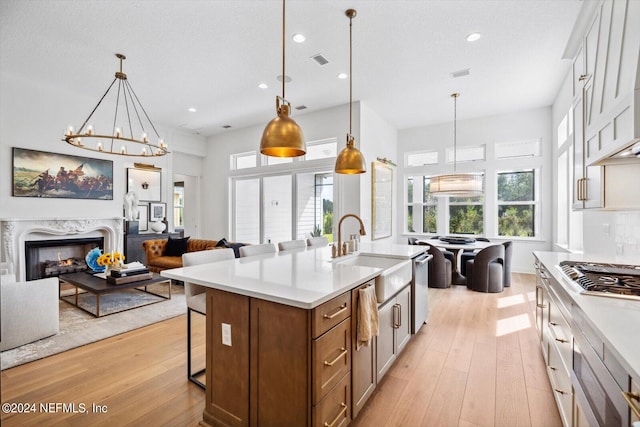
[535,286,544,308]
[549,322,558,326]
[622,391,640,419]
[324,402,347,427]
[555,338,568,344]
[323,303,348,320]
[392,304,400,329]
[549,366,557,371]
[578,74,589,81]
[324,348,347,367]
[554,388,566,395]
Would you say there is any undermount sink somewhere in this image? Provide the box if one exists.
[337,255,412,303]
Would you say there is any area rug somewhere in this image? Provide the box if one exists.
[1,284,186,370]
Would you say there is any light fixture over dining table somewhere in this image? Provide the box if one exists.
[429,93,483,197]
[62,53,168,157]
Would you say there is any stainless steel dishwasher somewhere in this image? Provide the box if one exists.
[411,253,431,333]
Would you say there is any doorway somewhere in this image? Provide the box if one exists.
[173,174,200,238]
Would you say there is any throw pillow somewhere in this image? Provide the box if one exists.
[228,243,245,258]
[165,236,190,257]
[215,238,228,248]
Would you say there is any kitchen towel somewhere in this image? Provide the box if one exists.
[357,285,379,349]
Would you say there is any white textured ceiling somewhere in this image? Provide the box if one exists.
[0,0,582,138]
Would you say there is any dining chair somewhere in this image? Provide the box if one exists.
[426,243,452,288]
[278,239,307,251]
[465,244,505,293]
[239,243,277,257]
[407,237,418,245]
[182,248,235,389]
[307,236,329,247]
[460,237,491,276]
[502,241,513,287]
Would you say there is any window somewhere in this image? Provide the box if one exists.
[449,195,484,235]
[406,150,438,167]
[231,152,257,170]
[296,172,333,241]
[446,145,485,163]
[406,176,437,233]
[495,139,541,159]
[497,170,536,237]
[305,138,338,161]
[264,155,292,166]
[173,183,184,229]
[234,178,260,244]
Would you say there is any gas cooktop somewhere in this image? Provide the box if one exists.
[558,261,640,301]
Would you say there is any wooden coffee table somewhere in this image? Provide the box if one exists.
[58,271,171,317]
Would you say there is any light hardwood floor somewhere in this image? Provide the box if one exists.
[1,273,560,426]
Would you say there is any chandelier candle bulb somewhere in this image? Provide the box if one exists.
[86,125,93,135]
[142,133,148,143]
[115,128,121,138]
[120,146,126,154]
[97,142,103,151]
[66,126,73,136]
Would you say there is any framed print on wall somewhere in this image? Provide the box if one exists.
[127,168,161,202]
[149,202,166,222]
[12,147,113,200]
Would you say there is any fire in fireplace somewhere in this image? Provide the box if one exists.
[25,237,104,281]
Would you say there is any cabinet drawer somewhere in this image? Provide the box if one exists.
[312,291,352,338]
[547,338,572,427]
[313,318,351,404]
[547,297,572,373]
[313,372,351,427]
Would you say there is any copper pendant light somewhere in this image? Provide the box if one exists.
[260,0,306,158]
[335,8,366,174]
[429,93,483,197]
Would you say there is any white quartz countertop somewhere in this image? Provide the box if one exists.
[533,251,640,380]
[358,242,427,259]
[161,246,383,309]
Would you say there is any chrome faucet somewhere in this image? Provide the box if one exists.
[336,213,366,257]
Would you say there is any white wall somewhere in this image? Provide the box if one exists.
[397,107,554,273]
[0,72,206,230]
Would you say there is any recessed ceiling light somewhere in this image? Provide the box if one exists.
[188,107,197,112]
[258,83,268,89]
[292,33,305,43]
[337,73,348,79]
[466,32,482,42]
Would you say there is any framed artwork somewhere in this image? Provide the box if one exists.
[127,168,161,202]
[371,161,393,240]
[12,147,113,199]
[137,204,149,232]
[149,202,166,222]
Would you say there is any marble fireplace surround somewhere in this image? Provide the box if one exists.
[1,218,123,281]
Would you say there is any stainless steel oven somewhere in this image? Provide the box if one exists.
[572,306,629,426]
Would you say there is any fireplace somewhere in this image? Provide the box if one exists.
[0,218,123,281]
[25,237,104,281]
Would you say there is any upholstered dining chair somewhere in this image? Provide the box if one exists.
[307,236,329,247]
[407,237,418,245]
[182,248,235,389]
[278,239,307,251]
[502,241,513,287]
[465,244,505,293]
[239,243,277,257]
[460,237,491,276]
[426,243,452,288]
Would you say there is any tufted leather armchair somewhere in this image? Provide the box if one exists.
[141,238,219,272]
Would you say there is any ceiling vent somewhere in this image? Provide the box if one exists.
[311,54,329,66]
[450,68,471,78]
[295,105,307,111]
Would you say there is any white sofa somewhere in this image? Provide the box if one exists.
[1,275,59,352]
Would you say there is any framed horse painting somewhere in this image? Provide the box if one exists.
[12,147,113,200]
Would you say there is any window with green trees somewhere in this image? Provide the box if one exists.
[449,195,484,235]
[497,170,535,237]
[406,176,437,233]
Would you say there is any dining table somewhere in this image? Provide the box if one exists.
[418,238,493,285]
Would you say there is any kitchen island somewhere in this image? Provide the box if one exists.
[162,245,427,426]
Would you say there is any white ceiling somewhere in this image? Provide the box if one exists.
[1,0,583,139]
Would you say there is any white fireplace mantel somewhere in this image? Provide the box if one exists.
[0,217,123,281]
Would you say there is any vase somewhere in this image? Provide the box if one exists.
[150,221,166,233]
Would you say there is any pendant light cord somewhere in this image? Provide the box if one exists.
[349,12,353,135]
[282,0,286,100]
[452,93,458,173]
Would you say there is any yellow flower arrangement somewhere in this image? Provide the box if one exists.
[97,251,125,268]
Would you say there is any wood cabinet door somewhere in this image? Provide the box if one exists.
[395,286,412,354]
[375,300,396,381]
[351,284,376,418]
